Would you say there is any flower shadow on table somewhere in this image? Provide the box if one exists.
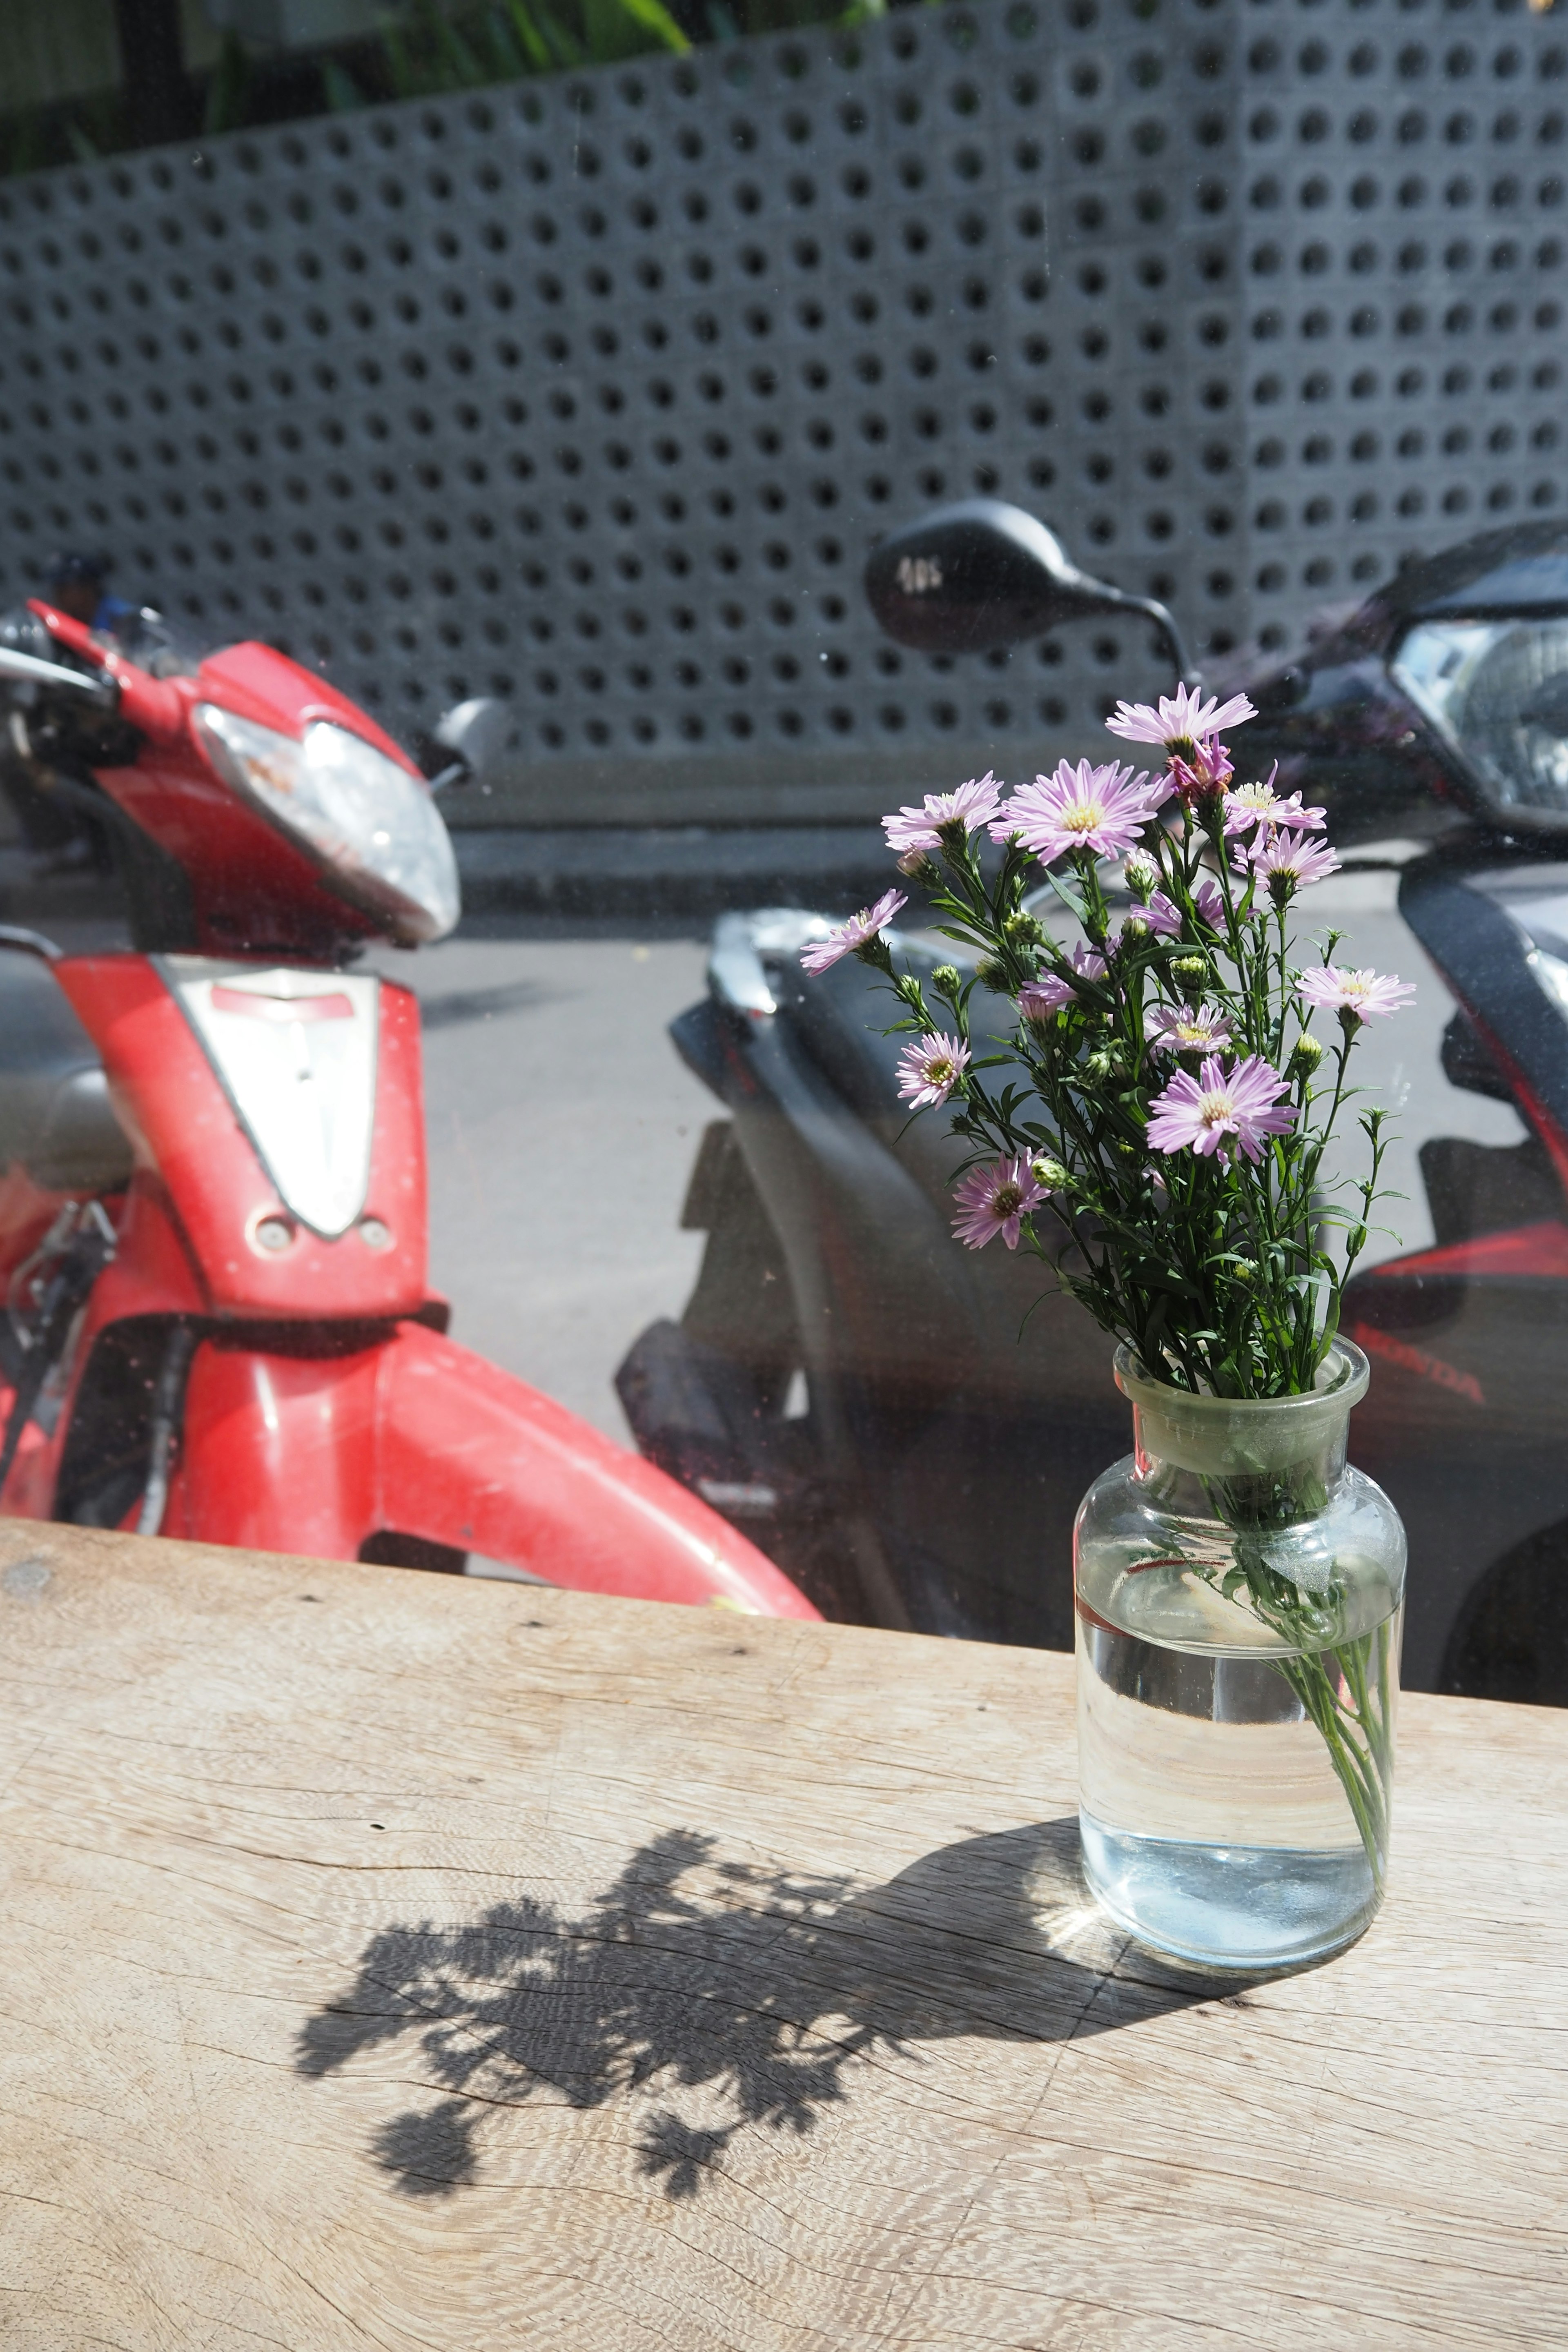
[295,1817,1216,2203]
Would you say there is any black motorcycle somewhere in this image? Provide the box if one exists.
[618,503,1568,1705]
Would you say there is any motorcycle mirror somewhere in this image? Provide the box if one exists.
[428,696,511,792]
[0,644,118,710]
[864,496,1193,681]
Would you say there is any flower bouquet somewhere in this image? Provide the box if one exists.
[802,688,1412,1968]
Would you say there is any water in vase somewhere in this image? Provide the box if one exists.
[1076,1552,1402,1971]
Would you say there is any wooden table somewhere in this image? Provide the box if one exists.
[2,1520,1565,2350]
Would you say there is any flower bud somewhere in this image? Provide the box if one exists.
[1288,1031,1325,1080]
[1031,1154,1068,1192]
[897,847,942,885]
[1171,954,1209,986]
[1004,909,1047,948]
[975,957,1010,989]
[930,964,961,998]
[1123,849,1158,901]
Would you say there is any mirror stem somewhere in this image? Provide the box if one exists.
[1124,596,1198,689]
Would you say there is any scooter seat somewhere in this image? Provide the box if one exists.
[0,941,132,1194]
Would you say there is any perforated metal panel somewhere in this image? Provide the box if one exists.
[0,0,1562,820]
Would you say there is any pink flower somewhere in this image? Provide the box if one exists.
[951,1154,1050,1251]
[1105,684,1258,753]
[1114,890,1182,944]
[1018,977,1073,1020]
[1017,941,1107,1020]
[896,1031,971,1107]
[799,889,908,974]
[1193,876,1227,931]
[1298,964,1416,1022]
[1145,1000,1234,1056]
[992,758,1170,864]
[1146,1053,1297,1164]
[1247,832,1341,904]
[1168,733,1234,808]
[1223,769,1326,836]
[882,773,1004,861]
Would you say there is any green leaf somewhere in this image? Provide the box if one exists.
[589,0,692,52]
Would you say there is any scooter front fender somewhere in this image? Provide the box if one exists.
[173,1317,820,1618]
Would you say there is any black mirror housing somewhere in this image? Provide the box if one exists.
[864,497,1191,679]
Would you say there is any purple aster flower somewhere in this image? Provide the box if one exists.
[1114,890,1182,944]
[1298,964,1416,1022]
[1145,1000,1234,1056]
[1223,768,1326,837]
[896,1030,971,1108]
[1193,875,1227,931]
[1017,941,1107,1021]
[951,1154,1050,1251]
[1146,1053,1297,1164]
[799,889,909,974]
[991,758,1170,864]
[1017,976,1073,1020]
[1167,733,1234,809]
[1247,832,1342,905]
[1105,684,1258,754]
[882,773,1004,861]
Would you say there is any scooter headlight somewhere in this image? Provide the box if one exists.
[1393,618,1568,828]
[194,705,461,943]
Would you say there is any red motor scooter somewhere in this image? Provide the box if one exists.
[0,599,817,1618]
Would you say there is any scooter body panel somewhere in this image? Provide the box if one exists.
[160,1317,819,1615]
[54,954,428,1319]
[373,1321,819,1612]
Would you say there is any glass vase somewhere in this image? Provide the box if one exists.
[1074,1337,1405,1972]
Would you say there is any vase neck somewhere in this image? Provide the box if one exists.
[1131,1402,1351,1532]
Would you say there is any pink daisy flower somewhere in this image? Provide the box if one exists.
[882,773,1004,862]
[1145,1000,1234,1056]
[1114,890,1182,944]
[1017,941,1107,1020]
[1247,832,1341,904]
[1146,1053,1297,1164]
[1105,684,1258,753]
[1168,733,1234,808]
[951,1154,1050,1251]
[799,889,908,974]
[991,758,1170,864]
[1297,964,1416,1022]
[896,1031,971,1108]
[1223,765,1325,837]
[1193,875,1227,931]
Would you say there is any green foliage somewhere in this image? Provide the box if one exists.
[869,760,1399,1402]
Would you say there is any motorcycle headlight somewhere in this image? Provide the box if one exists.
[194,705,460,943]
[1393,618,1568,828]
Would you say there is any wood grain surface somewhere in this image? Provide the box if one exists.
[0,1517,1564,2351]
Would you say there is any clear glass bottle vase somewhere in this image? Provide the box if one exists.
[1074,1337,1405,1971]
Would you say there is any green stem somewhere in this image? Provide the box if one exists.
[1212,1544,1396,1885]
